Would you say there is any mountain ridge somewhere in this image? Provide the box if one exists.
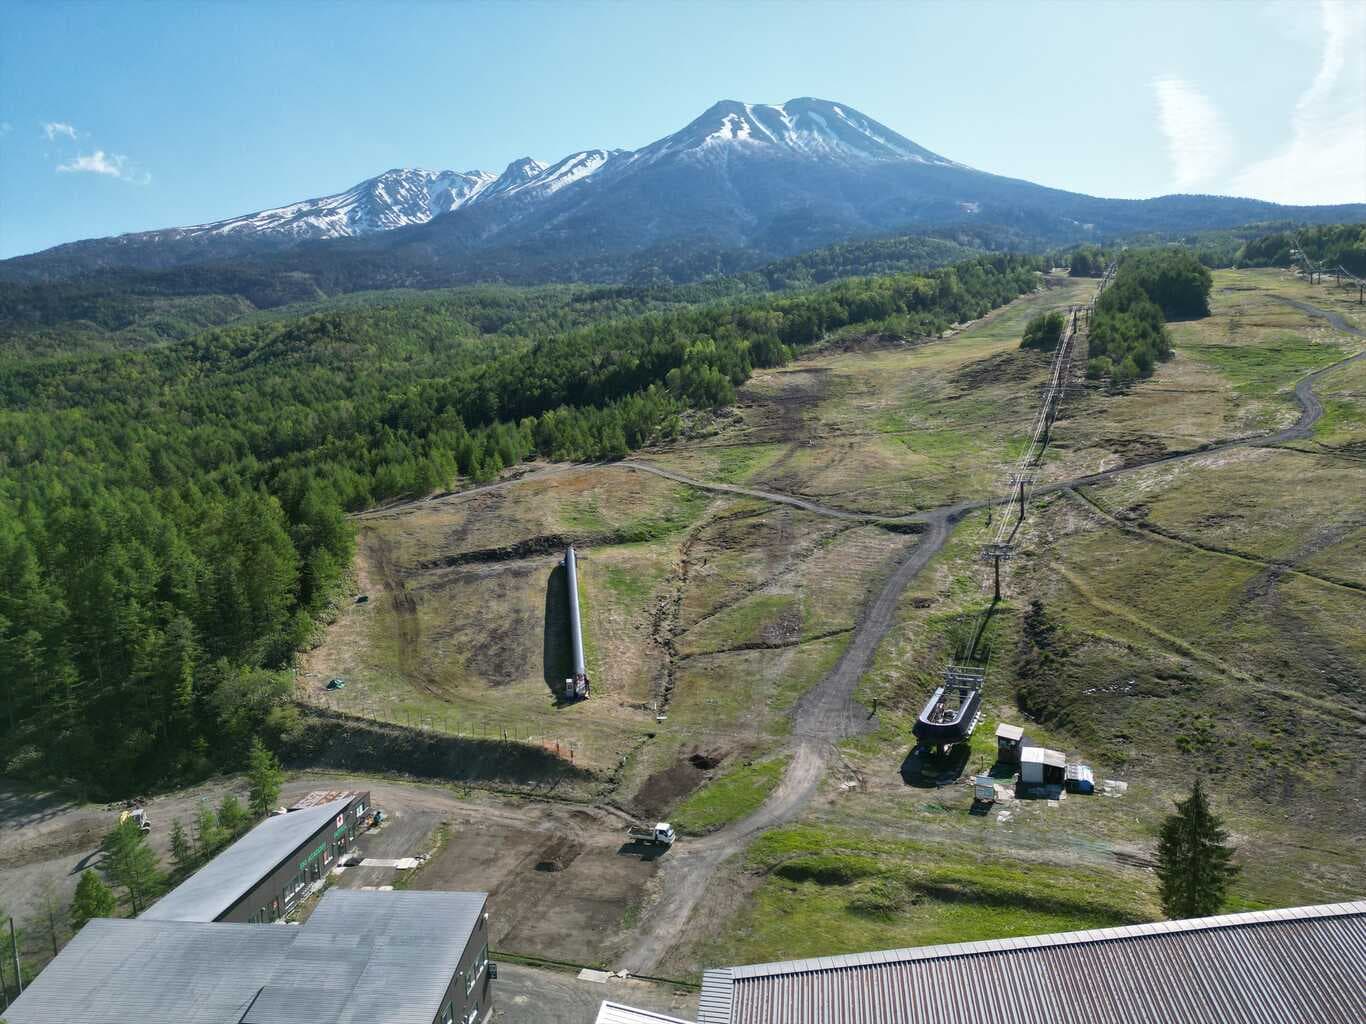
[4,96,1363,285]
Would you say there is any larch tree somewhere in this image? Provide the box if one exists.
[1155,779,1239,919]
[247,737,284,820]
[169,817,196,877]
[70,869,117,931]
[100,818,164,915]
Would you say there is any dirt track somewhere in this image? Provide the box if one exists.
[301,295,1366,973]
[614,296,1364,971]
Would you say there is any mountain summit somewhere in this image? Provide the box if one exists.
[640,97,954,165]
[4,96,1361,285]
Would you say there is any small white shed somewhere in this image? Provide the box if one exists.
[1020,746,1066,785]
[995,722,1024,764]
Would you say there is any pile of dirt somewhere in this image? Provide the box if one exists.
[688,750,727,770]
[633,747,731,819]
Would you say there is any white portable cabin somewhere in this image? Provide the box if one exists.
[1020,746,1066,785]
[973,775,997,802]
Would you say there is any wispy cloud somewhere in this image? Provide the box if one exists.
[1231,0,1366,204]
[57,150,150,184]
[0,121,13,138]
[42,121,78,141]
[1152,77,1233,191]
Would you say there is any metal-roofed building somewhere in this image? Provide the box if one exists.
[142,790,368,923]
[697,901,1366,1024]
[5,888,493,1024]
[1018,745,1066,785]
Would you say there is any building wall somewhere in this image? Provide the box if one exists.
[430,899,494,1024]
[221,791,371,924]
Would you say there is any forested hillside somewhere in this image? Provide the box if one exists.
[0,253,1041,795]
[1237,223,1366,274]
[0,232,974,358]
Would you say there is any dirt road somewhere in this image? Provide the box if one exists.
[615,296,1364,972]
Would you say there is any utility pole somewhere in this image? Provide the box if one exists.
[993,554,1002,601]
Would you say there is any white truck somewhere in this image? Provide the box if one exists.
[626,822,675,848]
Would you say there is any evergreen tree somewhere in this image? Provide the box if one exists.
[100,818,165,915]
[247,737,284,819]
[193,803,225,862]
[1156,780,1239,919]
[216,793,249,840]
[70,869,117,931]
[169,817,196,877]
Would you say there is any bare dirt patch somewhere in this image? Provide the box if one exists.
[413,804,657,966]
[632,747,734,821]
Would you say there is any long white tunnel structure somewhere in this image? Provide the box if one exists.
[564,545,590,696]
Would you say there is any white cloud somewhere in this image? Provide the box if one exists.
[42,121,77,141]
[1152,77,1234,191]
[57,150,150,184]
[0,122,12,136]
[1231,0,1366,204]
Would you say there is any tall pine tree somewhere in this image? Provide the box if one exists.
[247,737,284,819]
[1156,779,1239,919]
[101,818,165,915]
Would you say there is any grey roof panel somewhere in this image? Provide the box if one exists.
[142,795,357,922]
[3,918,297,1024]
[707,901,1366,1024]
[7,888,488,1024]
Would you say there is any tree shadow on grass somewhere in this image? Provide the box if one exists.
[543,563,573,704]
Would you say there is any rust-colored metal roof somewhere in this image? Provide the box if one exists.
[289,788,361,808]
[698,901,1366,1023]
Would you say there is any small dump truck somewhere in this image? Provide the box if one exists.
[626,822,675,848]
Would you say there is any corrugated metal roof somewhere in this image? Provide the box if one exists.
[995,723,1024,741]
[3,918,296,1024]
[1019,746,1065,767]
[252,889,488,1024]
[142,795,356,922]
[6,889,488,1024]
[595,1001,693,1024]
[698,901,1366,1023]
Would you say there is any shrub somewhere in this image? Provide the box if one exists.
[1021,311,1066,351]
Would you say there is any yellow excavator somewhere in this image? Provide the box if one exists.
[119,807,151,833]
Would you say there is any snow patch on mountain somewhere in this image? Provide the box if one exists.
[9,97,969,263]
[185,168,498,241]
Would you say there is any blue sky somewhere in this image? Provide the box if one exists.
[2,0,1362,258]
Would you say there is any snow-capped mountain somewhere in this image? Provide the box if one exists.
[6,96,1362,285]
[634,98,955,166]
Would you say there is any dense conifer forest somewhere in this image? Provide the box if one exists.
[0,252,1040,795]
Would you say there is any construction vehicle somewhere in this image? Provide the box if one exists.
[626,822,675,848]
[120,807,151,833]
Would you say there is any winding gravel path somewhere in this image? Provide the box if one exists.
[616,296,1366,973]
[347,295,1362,973]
